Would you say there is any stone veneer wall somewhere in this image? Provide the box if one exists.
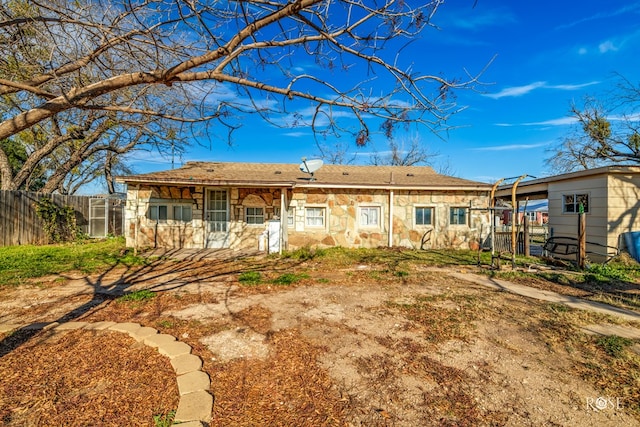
[123,185,284,251]
[227,187,284,251]
[124,185,205,249]
[124,185,489,251]
[287,188,490,250]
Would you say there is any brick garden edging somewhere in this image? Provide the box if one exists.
[0,321,213,427]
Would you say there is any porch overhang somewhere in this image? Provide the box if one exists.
[494,180,549,201]
[494,165,640,202]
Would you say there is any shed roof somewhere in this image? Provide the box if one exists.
[117,161,491,191]
[495,165,640,200]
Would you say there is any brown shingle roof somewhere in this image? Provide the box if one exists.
[117,161,490,190]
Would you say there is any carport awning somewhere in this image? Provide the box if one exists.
[494,181,549,201]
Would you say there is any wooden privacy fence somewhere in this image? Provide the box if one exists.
[0,190,124,246]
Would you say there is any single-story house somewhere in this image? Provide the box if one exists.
[116,162,492,253]
[494,165,640,261]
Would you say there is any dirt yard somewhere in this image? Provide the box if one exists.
[1,250,639,426]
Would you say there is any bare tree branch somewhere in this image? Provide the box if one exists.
[546,80,640,173]
[0,0,487,190]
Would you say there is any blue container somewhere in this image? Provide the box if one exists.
[623,231,640,262]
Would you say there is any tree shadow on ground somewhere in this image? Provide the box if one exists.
[0,249,305,357]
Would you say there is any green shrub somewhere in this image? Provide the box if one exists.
[34,197,83,243]
[239,271,262,285]
[281,246,326,260]
[153,409,175,427]
[394,270,409,278]
[586,264,632,282]
[271,272,309,285]
[118,289,156,302]
[597,335,633,358]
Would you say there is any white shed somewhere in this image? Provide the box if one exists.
[496,165,640,262]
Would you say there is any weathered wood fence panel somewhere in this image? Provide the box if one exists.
[487,227,549,256]
[0,191,122,246]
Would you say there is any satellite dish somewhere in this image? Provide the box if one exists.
[299,157,323,181]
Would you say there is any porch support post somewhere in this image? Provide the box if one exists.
[133,184,140,255]
[388,189,394,247]
[578,212,586,269]
[202,188,207,249]
[511,174,527,268]
[280,187,287,254]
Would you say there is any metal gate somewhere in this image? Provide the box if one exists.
[89,197,124,237]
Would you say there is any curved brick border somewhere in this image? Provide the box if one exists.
[0,321,212,427]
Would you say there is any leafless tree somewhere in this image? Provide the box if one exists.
[547,76,640,173]
[0,0,487,190]
[369,135,436,166]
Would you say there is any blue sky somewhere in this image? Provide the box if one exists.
[124,1,640,186]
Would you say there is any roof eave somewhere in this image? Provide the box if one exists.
[117,177,490,192]
[116,177,296,188]
[300,183,491,191]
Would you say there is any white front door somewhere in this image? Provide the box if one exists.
[206,189,230,248]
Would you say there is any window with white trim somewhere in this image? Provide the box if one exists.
[449,207,468,225]
[149,205,168,222]
[245,207,265,224]
[415,206,434,226]
[359,206,380,227]
[173,205,192,222]
[563,193,589,213]
[287,208,295,227]
[306,207,325,227]
[148,199,193,223]
[274,207,295,227]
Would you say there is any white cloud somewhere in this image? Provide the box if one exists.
[599,40,619,53]
[547,81,600,90]
[483,81,546,99]
[499,112,639,128]
[445,9,517,31]
[474,141,551,152]
[521,117,579,126]
[496,117,577,127]
[283,131,308,137]
[609,112,640,121]
[556,3,640,30]
[578,47,588,55]
[484,80,600,99]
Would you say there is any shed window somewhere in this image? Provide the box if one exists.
[563,194,589,213]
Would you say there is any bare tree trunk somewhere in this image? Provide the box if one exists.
[0,148,14,190]
[105,151,115,194]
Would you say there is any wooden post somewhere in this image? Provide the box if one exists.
[490,178,505,266]
[510,174,527,268]
[523,215,530,257]
[578,211,586,269]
